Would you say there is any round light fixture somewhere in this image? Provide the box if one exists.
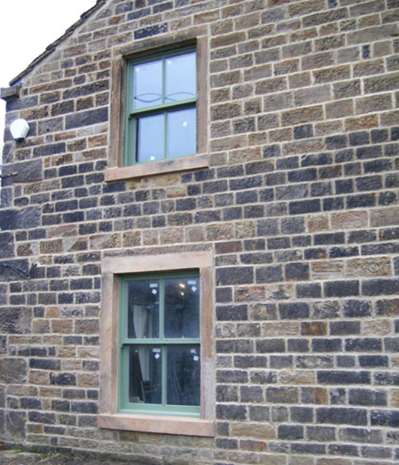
[10,118,30,142]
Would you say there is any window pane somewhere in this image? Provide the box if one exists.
[137,114,165,162]
[165,51,196,104]
[127,280,160,339]
[167,345,200,406]
[164,277,200,339]
[167,108,196,159]
[129,345,162,404]
[133,60,163,110]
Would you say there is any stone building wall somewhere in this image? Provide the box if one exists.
[1,0,399,463]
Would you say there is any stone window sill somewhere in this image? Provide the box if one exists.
[99,413,214,437]
[105,153,209,181]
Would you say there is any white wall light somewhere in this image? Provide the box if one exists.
[10,118,30,142]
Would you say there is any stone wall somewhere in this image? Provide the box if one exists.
[1,0,399,463]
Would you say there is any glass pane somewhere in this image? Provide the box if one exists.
[167,108,196,159]
[164,276,200,339]
[167,345,200,406]
[129,345,162,404]
[127,279,160,339]
[165,51,196,103]
[133,60,163,110]
[137,113,165,162]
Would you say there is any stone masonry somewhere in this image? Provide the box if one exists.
[1,0,399,463]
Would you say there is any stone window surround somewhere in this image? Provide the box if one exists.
[105,30,209,181]
[99,251,215,437]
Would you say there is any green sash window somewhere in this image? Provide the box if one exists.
[125,49,197,165]
[119,272,201,416]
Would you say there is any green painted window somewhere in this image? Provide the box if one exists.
[125,48,197,165]
[119,272,201,416]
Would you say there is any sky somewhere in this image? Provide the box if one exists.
[0,0,97,156]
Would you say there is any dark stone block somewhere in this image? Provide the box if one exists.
[318,371,370,385]
[294,124,313,140]
[230,176,263,191]
[216,305,248,321]
[324,280,359,297]
[345,338,382,352]
[0,233,14,258]
[278,424,303,440]
[270,355,293,369]
[249,406,270,422]
[52,400,70,412]
[29,411,56,425]
[307,425,336,442]
[65,107,108,129]
[33,142,66,158]
[363,278,399,296]
[236,191,258,205]
[3,159,43,184]
[279,302,309,319]
[216,404,247,420]
[0,206,40,230]
[288,168,317,183]
[289,199,320,215]
[359,355,388,368]
[356,175,383,191]
[30,358,61,370]
[371,409,399,427]
[256,339,285,353]
[234,355,267,368]
[288,339,309,353]
[312,339,342,352]
[0,307,29,334]
[240,386,263,402]
[349,131,369,146]
[216,266,253,285]
[343,299,372,317]
[347,193,376,209]
[266,387,298,403]
[329,246,358,258]
[63,80,109,99]
[326,135,347,149]
[256,265,283,283]
[50,373,77,386]
[292,443,326,454]
[364,159,392,173]
[257,218,279,235]
[361,445,392,459]
[317,407,367,426]
[0,358,28,383]
[71,401,98,414]
[285,263,309,281]
[330,321,360,335]
[240,252,273,264]
[328,444,359,456]
[349,388,387,406]
[134,23,168,40]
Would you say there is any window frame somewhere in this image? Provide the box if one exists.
[106,34,209,182]
[119,270,201,417]
[99,252,214,437]
[125,47,197,166]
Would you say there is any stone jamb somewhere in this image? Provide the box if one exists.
[106,31,209,181]
[99,251,215,437]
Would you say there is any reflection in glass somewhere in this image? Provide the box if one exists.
[164,277,200,338]
[129,345,162,404]
[167,108,196,159]
[165,51,196,103]
[167,345,200,406]
[133,60,162,110]
[127,280,159,339]
[137,114,164,162]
